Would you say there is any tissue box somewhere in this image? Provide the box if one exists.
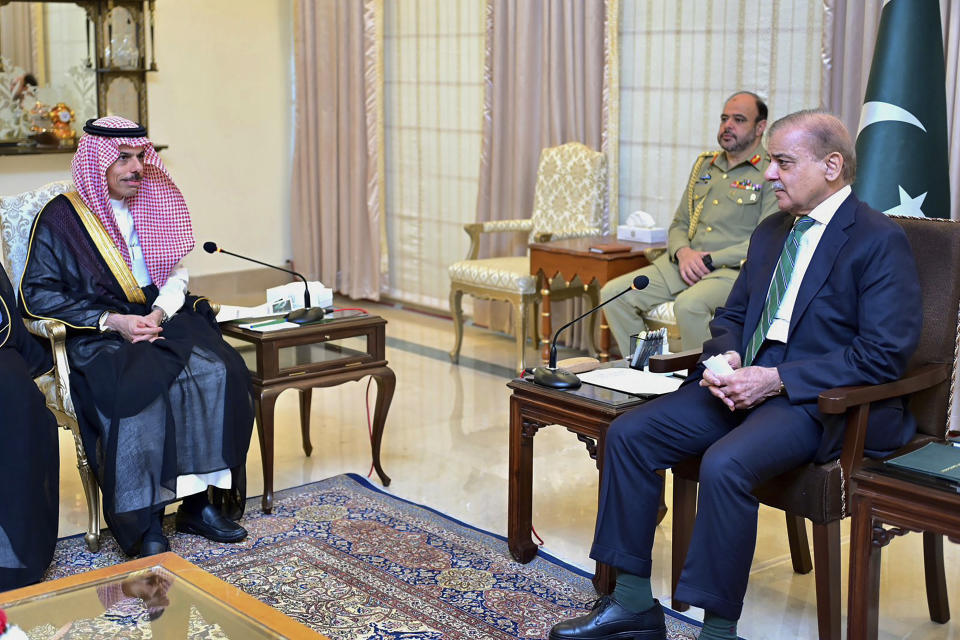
[266,281,334,314]
[618,225,667,243]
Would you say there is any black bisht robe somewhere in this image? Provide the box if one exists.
[19,194,255,557]
[0,266,58,590]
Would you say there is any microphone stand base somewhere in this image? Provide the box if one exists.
[533,366,582,389]
[286,307,327,325]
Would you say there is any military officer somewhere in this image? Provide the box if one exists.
[602,91,780,354]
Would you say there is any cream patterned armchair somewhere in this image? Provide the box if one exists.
[0,179,102,552]
[449,142,606,372]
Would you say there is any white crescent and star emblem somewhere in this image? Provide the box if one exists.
[857,101,926,135]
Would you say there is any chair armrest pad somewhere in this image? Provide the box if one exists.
[478,219,533,233]
[649,349,702,372]
[24,317,66,340]
[817,362,950,414]
[644,247,666,262]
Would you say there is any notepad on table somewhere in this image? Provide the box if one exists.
[589,241,634,254]
[578,367,684,396]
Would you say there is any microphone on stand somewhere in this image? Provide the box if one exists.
[202,241,326,324]
[533,275,650,389]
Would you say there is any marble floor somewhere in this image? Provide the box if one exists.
[54,299,960,639]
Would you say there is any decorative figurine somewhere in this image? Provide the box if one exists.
[48,102,76,146]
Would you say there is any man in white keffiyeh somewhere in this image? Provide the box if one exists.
[20,117,255,558]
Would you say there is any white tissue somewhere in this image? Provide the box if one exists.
[626,210,657,228]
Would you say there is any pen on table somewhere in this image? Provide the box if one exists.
[249,318,286,329]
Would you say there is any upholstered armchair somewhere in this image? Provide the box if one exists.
[650,216,960,640]
[449,142,606,372]
[0,179,102,552]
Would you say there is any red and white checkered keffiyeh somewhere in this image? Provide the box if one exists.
[71,116,194,287]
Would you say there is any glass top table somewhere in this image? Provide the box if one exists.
[0,553,322,639]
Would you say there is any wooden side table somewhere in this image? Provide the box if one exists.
[529,235,664,362]
[507,373,661,594]
[222,314,395,513]
[847,463,954,639]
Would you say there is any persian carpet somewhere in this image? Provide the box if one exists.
[45,474,703,639]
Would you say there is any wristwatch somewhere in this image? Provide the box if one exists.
[152,305,169,323]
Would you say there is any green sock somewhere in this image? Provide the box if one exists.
[611,572,654,613]
[698,611,738,640]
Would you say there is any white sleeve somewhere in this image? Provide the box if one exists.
[152,262,189,320]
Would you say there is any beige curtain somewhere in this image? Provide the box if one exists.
[291,0,384,300]
[822,0,959,221]
[0,3,36,76]
[381,1,486,311]
[618,0,822,228]
[474,0,609,339]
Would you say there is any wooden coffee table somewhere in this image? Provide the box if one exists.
[507,371,662,593]
[0,552,321,638]
[222,313,395,513]
[529,235,664,362]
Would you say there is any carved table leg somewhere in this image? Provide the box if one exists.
[540,286,552,363]
[255,389,281,514]
[593,430,616,594]
[299,389,313,456]
[369,367,396,487]
[508,396,540,563]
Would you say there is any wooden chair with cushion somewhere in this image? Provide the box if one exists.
[0,179,102,552]
[649,215,960,640]
[448,142,607,372]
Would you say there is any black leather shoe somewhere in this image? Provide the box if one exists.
[549,596,666,640]
[139,535,169,558]
[175,504,247,543]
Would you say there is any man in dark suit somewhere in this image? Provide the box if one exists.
[549,110,922,640]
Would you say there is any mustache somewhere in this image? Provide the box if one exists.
[121,172,142,181]
[771,181,785,191]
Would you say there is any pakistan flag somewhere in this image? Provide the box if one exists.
[854,0,949,218]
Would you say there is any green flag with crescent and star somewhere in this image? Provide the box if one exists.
[854,0,950,219]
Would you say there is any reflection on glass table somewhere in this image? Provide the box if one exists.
[0,553,318,639]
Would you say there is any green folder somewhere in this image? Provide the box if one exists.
[884,442,960,483]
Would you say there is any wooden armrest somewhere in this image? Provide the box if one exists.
[827,363,950,489]
[818,363,950,414]
[649,349,702,373]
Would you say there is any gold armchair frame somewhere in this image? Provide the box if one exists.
[26,317,101,552]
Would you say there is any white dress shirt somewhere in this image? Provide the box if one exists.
[765,185,851,343]
[109,197,188,320]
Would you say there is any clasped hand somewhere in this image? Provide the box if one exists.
[699,351,782,411]
[676,247,711,286]
[104,309,165,343]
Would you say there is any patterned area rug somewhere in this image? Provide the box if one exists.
[45,474,702,639]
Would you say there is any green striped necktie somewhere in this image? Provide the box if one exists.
[743,216,816,366]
